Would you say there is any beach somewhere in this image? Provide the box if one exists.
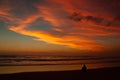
[0,67,120,80]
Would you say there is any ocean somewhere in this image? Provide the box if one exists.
[0,55,120,74]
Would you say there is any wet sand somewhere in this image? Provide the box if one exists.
[0,67,120,80]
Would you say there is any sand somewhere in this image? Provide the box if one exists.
[0,67,120,80]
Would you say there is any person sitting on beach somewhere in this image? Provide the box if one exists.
[82,64,87,72]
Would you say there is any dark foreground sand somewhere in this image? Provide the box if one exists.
[0,67,120,80]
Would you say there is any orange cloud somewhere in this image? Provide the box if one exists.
[8,12,109,51]
[10,25,107,51]
[1,0,120,52]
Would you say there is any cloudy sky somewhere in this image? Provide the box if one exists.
[0,0,120,56]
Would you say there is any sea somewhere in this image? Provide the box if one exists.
[0,55,120,74]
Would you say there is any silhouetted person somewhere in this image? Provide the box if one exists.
[82,64,87,72]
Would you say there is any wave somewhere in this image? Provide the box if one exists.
[0,55,120,66]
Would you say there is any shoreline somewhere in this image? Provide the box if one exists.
[0,64,120,74]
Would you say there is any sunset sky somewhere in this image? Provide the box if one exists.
[0,0,120,56]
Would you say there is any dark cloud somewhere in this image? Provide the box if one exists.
[69,11,105,24]
[0,0,48,19]
[69,11,120,28]
[69,12,83,21]
[114,15,120,22]
[85,16,103,24]
[93,0,120,15]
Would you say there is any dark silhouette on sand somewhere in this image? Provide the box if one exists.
[81,64,87,72]
[0,67,120,80]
